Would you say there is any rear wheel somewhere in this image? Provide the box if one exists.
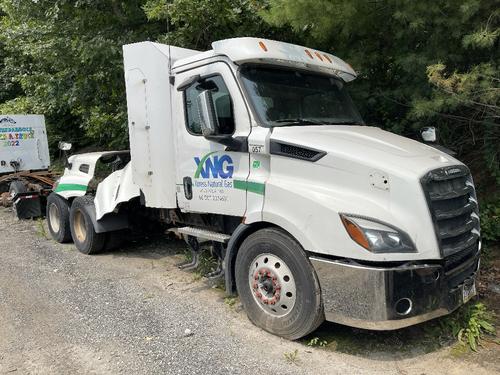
[235,228,324,340]
[70,196,105,254]
[46,193,72,243]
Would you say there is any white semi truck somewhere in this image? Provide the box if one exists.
[47,38,480,339]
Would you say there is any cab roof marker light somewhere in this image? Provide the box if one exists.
[210,38,357,82]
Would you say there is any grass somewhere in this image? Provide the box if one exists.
[181,246,220,278]
[438,302,496,352]
[176,232,498,355]
[283,349,300,365]
[35,218,49,239]
[300,300,496,355]
[307,337,328,348]
[224,297,237,308]
[196,249,219,276]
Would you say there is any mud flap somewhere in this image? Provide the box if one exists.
[81,202,129,234]
[12,192,42,219]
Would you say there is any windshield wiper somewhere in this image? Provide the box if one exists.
[272,118,363,126]
[272,118,326,126]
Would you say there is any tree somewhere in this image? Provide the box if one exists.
[0,0,164,151]
[0,0,289,152]
[264,0,499,193]
[142,0,289,50]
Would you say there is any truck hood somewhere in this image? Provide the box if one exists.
[266,125,462,262]
[270,125,460,177]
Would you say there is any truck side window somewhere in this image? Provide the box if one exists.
[184,75,235,135]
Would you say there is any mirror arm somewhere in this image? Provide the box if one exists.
[177,74,201,91]
[205,135,248,152]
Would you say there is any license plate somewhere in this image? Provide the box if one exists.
[462,280,477,303]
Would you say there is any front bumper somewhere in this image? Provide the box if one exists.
[310,249,480,330]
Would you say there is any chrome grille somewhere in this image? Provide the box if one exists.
[421,166,480,257]
[443,243,479,288]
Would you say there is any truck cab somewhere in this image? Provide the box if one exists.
[48,38,480,339]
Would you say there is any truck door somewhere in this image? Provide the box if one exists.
[174,62,251,216]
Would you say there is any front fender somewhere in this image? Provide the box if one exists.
[258,175,438,262]
[80,199,129,234]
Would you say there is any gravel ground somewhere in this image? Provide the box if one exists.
[0,207,498,375]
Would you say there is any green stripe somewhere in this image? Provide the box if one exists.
[55,183,87,193]
[234,180,265,195]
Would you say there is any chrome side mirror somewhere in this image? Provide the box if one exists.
[420,127,436,143]
[58,141,72,151]
[196,90,219,137]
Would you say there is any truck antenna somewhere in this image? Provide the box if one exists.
[167,1,172,75]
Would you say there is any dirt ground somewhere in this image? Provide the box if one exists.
[0,207,498,374]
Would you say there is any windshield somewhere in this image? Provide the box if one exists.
[240,66,364,127]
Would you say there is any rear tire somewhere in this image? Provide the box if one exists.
[235,228,324,340]
[46,193,72,243]
[70,196,105,254]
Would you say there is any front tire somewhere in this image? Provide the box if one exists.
[47,193,72,243]
[235,228,324,340]
[70,196,105,254]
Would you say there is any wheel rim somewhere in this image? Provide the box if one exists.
[73,210,87,243]
[248,253,296,317]
[48,203,60,232]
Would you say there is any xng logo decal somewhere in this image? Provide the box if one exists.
[194,152,234,179]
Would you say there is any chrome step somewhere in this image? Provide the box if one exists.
[176,227,230,243]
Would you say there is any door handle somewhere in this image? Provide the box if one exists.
[183,176,193,200]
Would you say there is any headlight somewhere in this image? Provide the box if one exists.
[340,214,416,253]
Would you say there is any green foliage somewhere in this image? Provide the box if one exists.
[283,349,299,364]
[307,337,328,348]
[480,200,500,242]
[413,61,500,185]
[143,0,277,50]
[439,302,496,351]
[0,0,164,152]
[224,296,237,307]
[35,218,48,239]
[0,0,288,155]
[264,0,500,193]
[182,247,219,277]
[0,0,498,200]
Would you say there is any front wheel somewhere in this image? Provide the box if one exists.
[235,228,324,340]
